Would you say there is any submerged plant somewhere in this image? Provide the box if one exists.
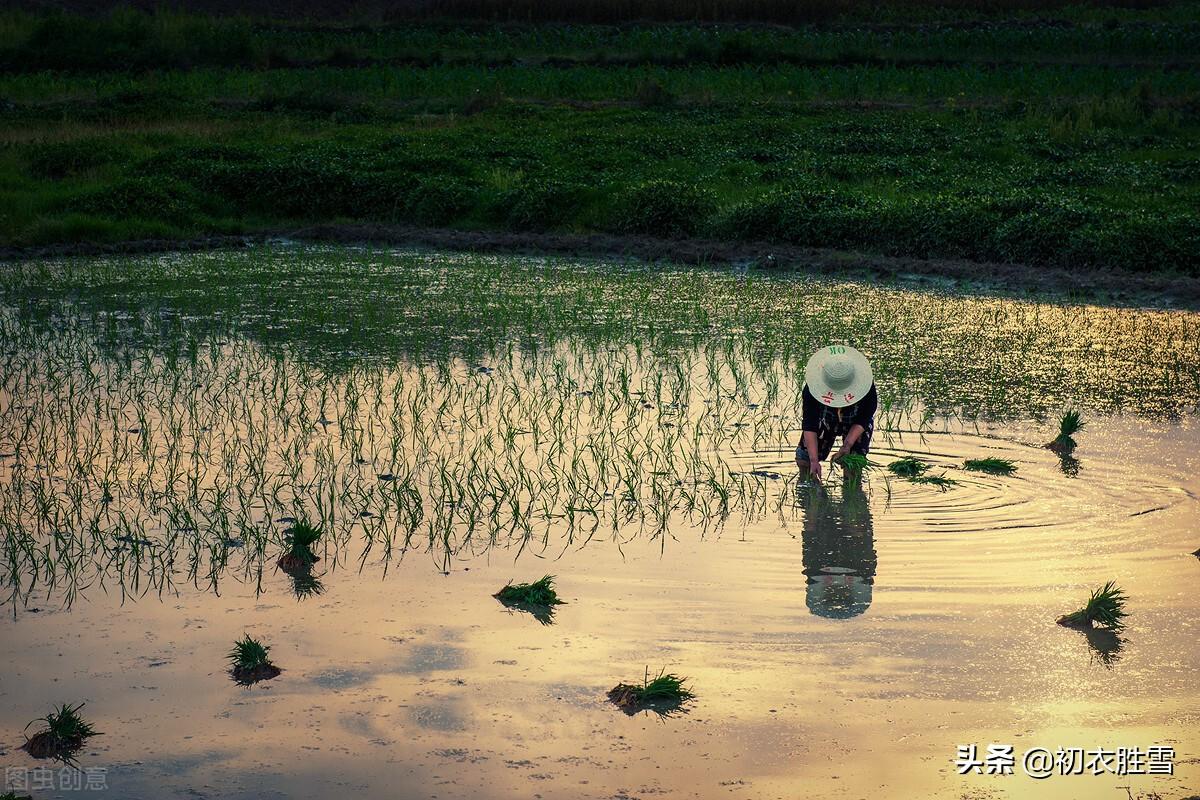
[1046,409,1085,453]
[494,575,565,624]
[608,667,695,716]
[963,457,1017,475]
[1057,581,1129,631]
[887,456,929,477]
[22,702,100,759]
[278,519,322,571]
[228,633,282,684]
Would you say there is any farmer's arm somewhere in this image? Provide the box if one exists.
[835,385,877,458]
[798,386,824,479]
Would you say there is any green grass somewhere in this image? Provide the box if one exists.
[608,667,695,714]
[963,457,1018,475]
[1057,580,1129,630]
[22,702,99,758]
[1,7,1198,275]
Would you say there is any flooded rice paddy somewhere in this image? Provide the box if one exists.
[2,247,1198,799]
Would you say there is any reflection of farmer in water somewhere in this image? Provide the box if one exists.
[795,345,877,482]
[798,481,878,619]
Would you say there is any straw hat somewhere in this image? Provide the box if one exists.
[805,345,873,408]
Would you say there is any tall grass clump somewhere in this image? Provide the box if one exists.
[228,633,282,684]
[608,667,695,716]
[22,702,100,759]
[1057,581,1129,631]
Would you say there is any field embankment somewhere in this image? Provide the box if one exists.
[1,3,1198,276]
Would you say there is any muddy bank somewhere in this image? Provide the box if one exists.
[3,223,1198,308]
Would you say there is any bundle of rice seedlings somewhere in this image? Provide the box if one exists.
[963,457,1017,475]
[838,453,877,472]
[22,702,100,759]
[494,575,565,624]
[908,474,957,490]
[278,519,322,571]
[608,667,695,715]
[1046,409,1085,453]
[1057,581,1129,630]
[228,633,282,684]
[887,456,929,477]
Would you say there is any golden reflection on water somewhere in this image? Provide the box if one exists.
[1,252,1199,798]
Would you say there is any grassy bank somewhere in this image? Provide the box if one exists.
[2,4,1199,274]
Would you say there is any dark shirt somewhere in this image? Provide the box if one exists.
[801,383,877,433]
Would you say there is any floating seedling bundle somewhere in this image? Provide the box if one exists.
[608,667,695,716]
[1057,581,1129,631]
[228,634,282,684]
[22,702,100,760]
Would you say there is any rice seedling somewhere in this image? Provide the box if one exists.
[907,474,958,490]
[963,457,1017,476]
[1046,409,1085,453]
[494,575,565,624]
[608,667,695,716]
[22,702,100,760]
[277,519,322,571]
[887,455,928,477]
[1,792,33,800]
[1057,581,1129,631]
[227,633,282,684]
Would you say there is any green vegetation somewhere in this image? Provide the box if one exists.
[908,474,959,490]
[278,519,322,570]
[837,454,878,472]
[1057,580,1129,630]
[495,575,565,606]
[1047,409,1086,452]
[1,5,1198,276]
[228,634,282,683]
[963,457,1018,475]
[495,575,566,624]
[1,792,33,800]
[888,456,929,477]
[608,667,695,715]
[22,702,100,759]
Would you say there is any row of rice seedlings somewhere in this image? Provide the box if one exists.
[1,313,880,603]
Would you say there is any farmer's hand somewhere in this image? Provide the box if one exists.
[832,448,849,464]
[808,460,823,481]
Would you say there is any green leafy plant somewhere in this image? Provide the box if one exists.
[278,519,322,570]
[1047,409,1085,453]
[22,702,100,759]
[1057,581,1129,630]
[228,633,282,684]
[963,457,1017,475]
[608,667,695,715]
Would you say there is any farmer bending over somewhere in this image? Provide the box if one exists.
[795,345,877,481]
